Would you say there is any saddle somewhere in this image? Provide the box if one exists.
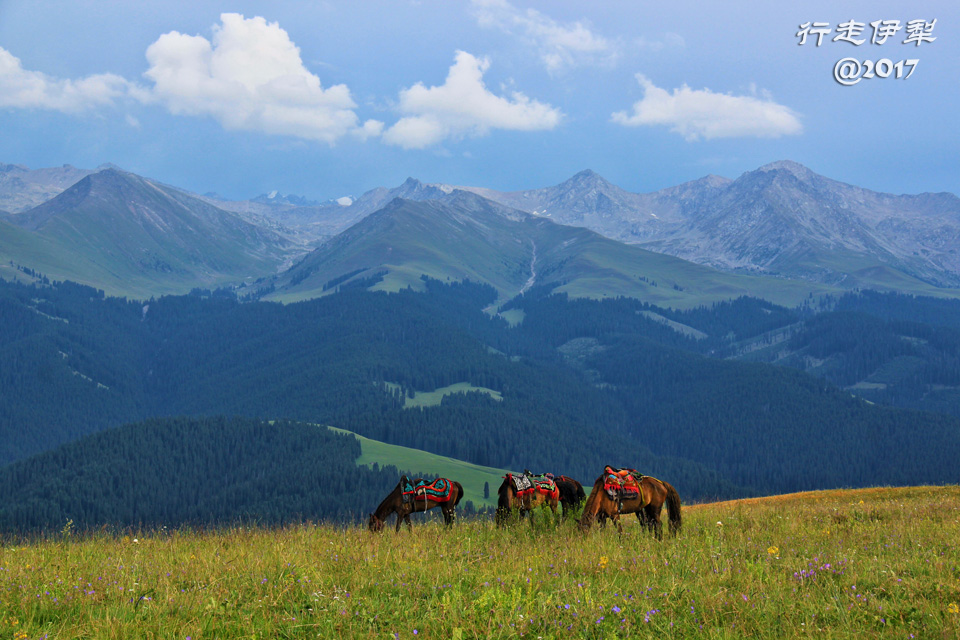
[506,472,534,497]
[400,476,453,503]
[603,466,646,502]
[508,471,559,500]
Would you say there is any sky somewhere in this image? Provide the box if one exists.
[0,1,957,202]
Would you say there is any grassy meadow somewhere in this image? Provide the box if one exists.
[1,486,958,639]
[329,425,510,509]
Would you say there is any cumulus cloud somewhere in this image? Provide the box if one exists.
[143,13,381,144]
[471,0,617,72]
[382,51,562,149]
[0,46,134,112]
[612,74,802,141]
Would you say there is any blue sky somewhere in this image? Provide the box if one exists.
[0,1,956,201]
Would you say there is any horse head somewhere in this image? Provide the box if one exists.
[368,513,385,533]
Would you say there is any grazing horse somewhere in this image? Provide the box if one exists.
[496,472,559,526]
[368,476,463,533]
[554,475,586,519]
[578,470,681,539]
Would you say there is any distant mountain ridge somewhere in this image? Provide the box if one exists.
[0,163,97,213]
[268,191,843,309]
[457,161,960,289]
[2,159,959,301]
[2,168,299,297]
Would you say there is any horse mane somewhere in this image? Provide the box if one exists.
[372,479,403,519]
[578,476,605,524]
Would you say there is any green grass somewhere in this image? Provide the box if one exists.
[328,426,508,509]
[383,381,503,409]
[2,486,958,639]
[497,308,526,327]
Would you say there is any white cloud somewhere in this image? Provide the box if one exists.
[382,51,562,149]
[471,0,618,72]
[143,13,381,144]
[612,74,802,141]
[0,46,134,112]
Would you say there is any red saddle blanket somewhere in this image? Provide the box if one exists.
[533,476,559,500]
[401,477,453,502]
[603,466,644,499]
[506,473,558,500]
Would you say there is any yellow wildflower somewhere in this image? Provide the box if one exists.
[767,546,779,556]
[598,556,609,569]
[948,602,959,614]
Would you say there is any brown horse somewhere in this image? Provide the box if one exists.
[496,473,560,526]
[554,475,586,520]
[578,472,681,539]
[368,476,464,533]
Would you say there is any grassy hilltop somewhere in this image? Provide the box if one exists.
[2,486,958,639]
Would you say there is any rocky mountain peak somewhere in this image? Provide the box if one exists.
[755,160,818,183]
[561,169,611,190]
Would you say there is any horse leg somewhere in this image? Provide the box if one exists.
[395,511,404,533]
[614,514,624,535]
[645,504,663,540]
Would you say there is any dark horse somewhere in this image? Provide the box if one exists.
[496,473,560,526]
[578,472,682,539]
[368,476,464,533]
[554,475,586,519]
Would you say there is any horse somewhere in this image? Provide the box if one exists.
[578,470,681,539]
[368,476,464,533]
[554,475,586,520]
[495,472,560,526]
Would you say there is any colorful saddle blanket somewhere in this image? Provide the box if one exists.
[533,476,560,500]
[603,466,645,501]
[507,473,558,500]
[507,473,534,497]
[401,477,453,503]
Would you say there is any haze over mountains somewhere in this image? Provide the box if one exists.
[2,160,959,304]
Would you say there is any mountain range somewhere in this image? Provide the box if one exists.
[3,158,960,529]
[2,160,959,304]
[454,161,960,290]
[2,169,298,297]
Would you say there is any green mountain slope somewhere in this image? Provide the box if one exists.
[268,192,842,309]
[331,426,510,508]
[5,169,295,297]
[4,275,958,508]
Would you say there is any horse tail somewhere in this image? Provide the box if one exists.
[453,481,465,507]
[495,477,513,526]
[575,480,586,503]
[663,480,682,536]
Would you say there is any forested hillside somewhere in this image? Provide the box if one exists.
[1,276,958,519]
[0,417,404,532]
